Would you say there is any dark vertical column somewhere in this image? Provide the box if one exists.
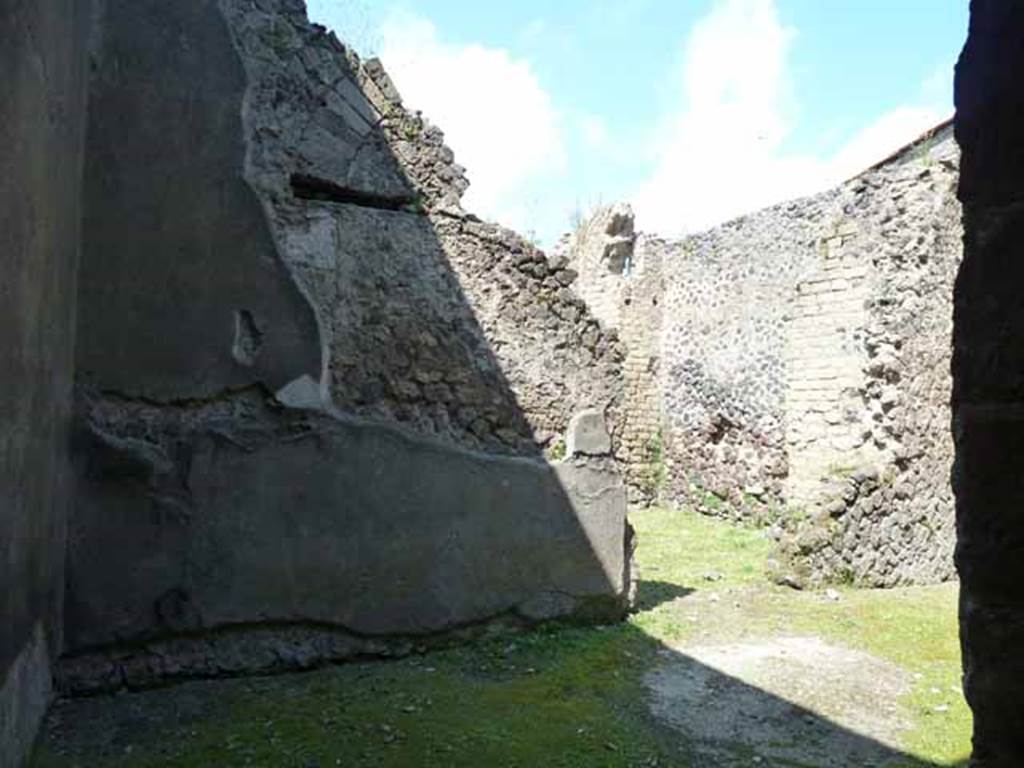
[0,0,92,763]
[954,1,1024,764]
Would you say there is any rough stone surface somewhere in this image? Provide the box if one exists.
[0,0,631,729]
[615,237,666,502]
[557,206,663,500]
[10,0,1011,759]
[560,202,637,331]
[654,210,802,518]
[953,2,1024,764]
[566,125,960,587]
[0,0,91,763]
[775,126,961,588]
[219,0,624,458]
[659,126,958,579]
[566,410,613,457]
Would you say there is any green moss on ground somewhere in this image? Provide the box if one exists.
[32,507,970,767]
[33,627,685,768]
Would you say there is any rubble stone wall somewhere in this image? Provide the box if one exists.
[777,131,960,587]
[617,238,665,501]
[657,200,826,517]
[221,2,624,458]
[567,125,960,586]
[661,128,959,586]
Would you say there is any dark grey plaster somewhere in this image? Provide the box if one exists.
[76,0,320,400]
[65,405,627,655]
[0,0,92,763]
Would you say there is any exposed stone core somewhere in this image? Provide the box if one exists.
[212,1,624,458]
[557,206,662,500]
[65,393,628,693]
[564,124,961,587]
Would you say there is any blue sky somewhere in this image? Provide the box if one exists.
[307,0,969,244]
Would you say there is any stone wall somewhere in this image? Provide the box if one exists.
[556,205,663,500]
[657,201,826,517]
[618,237,665,500]
[561,203,637,331]
[567,124,960,586]
[0,1,92,764]
[662,129,960,586]
[783,228,873,507]
[64,394,628,693]
[62,0,630,693]
[953,1,1024,762]
[221,3,624,458]
[777,130,961,586]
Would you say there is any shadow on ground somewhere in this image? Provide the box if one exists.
[633,580,694,612]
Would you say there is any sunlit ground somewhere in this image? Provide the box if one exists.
[33,507,970,767]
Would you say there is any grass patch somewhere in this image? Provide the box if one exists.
[633,505,772,591]
[629,507,970,766]
[33,627,687,768]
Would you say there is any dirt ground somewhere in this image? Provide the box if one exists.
[647,635,912,767]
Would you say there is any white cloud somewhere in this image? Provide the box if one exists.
[630,0,951,237]
[579,113,611,152]
[829,106,947,179]
[310,0,952,243]
[378,11,566,231]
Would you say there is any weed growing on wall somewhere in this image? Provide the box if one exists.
[636,428,667,500]
[546,437,567,462]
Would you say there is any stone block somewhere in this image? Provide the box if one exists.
[566,410,613,457]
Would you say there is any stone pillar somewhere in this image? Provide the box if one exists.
[953,2,1024,763]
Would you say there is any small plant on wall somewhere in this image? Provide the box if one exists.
[545,437,566,462]
[636,428,667,500]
